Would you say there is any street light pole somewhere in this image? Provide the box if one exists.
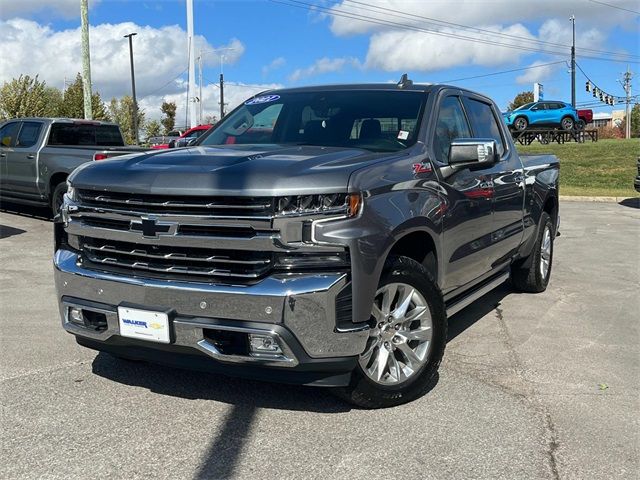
[124,32,139,144]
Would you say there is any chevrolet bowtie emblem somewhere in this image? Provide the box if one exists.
[130,217,178,238]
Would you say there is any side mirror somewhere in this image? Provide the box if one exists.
[186,137,198,147]
[168,139,176,148]
[449,139,498,166]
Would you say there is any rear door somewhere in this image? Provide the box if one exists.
[432,93,495,292]
[463,94,525,262]
[4,120,45,197]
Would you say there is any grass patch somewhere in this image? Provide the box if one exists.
[517,138,639,197]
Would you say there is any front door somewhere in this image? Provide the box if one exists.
[432,93,495,293]
[0,121,20,193]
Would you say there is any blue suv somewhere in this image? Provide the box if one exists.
[503,101,578,131]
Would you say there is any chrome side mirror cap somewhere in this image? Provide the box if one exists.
[449,139,498,166]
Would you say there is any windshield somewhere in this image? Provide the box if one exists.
[514,102,535,111]
[198,90,426,152]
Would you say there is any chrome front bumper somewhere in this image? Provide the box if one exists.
[54,249,369,364]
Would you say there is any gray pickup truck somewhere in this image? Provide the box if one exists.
[54,82,559,407]
[0,118,146,214]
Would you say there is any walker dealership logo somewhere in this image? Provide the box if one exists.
[130,217,178,238]
[122,318,148,328]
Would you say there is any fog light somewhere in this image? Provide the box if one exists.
[69,307,84,326]
[248,334,283,354]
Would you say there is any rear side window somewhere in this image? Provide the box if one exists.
[0,122,20,147]
[48,124,124,147]
[463,98,505,156]
[433,96,471,164]
[16,121,43,148]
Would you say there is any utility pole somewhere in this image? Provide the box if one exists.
[198,50,203,125]
[80,0,93,119]
[220,72,225,119]
[570,15,576,109]
[621,66,633,139]
[186,0,197,128]
[124,33,139,144]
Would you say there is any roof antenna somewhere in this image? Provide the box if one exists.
[397,73,413,89]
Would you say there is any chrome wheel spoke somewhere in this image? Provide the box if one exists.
[381,284,397,315]
[371,345,390,382]
[392,286,414,320]
[402,305,428,323]
[397,342,421,368]
[401,327,432,342]
[371,303,384,322]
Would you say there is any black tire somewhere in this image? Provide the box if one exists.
[51,182,67,217]
[514,116,528,131]
[561,116,575,131]
[333,256,447,408]
[576,119,586,131]
[511,212,554,293]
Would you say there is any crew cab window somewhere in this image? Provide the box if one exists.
[0,122,19,147]
[433,96,471,164]
[463,98,505,157]
[15,121,43,148]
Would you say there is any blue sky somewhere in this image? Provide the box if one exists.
[1,0,638,122]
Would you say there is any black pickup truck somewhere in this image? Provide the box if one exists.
[54,82,559,408]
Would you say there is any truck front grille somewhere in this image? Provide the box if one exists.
[79,237,273,280]
[77,189,275,217]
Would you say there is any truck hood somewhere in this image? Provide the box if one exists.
[69,144,388,196]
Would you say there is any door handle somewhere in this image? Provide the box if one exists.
[0,153,6,157]
[27,154,35,159]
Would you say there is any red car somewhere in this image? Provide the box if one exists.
[169,125,212,148]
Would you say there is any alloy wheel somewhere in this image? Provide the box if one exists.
[359,282,433,385]
[540,225,552,279]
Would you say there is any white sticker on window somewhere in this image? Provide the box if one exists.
[397,130,409,140]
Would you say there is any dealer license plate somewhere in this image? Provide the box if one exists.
[118,307,170,344]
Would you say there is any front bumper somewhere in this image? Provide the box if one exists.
[54,249,369,386]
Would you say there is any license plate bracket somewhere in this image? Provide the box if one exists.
[118,307,170,344]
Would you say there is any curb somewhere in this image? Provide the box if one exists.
[559,196,639,204]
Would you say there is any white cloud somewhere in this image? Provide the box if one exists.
[261,57,286,76]
[516,60,564,84]
[289,57,361,82]
[0,0,100,19]
[0,19,245,100]
[325,0,631,72]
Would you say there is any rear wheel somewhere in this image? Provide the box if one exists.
[561,116,575,131]
[514,116,528,131]
[334,256,446,408]
[511,212,554,293]
[51,182,67,217]
[576,119,586,131]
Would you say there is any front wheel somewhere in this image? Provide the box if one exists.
[334,256,447,408]
[514,116,528,131]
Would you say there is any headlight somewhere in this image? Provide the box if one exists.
[276,193,361,217]
[66,183,77,202]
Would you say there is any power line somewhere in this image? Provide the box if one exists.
[141,67,188,99]
[441,61,566,83]
[587,0,640,15]
[342,0,640,60]
[270,0,640,64]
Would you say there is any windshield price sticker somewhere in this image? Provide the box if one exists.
[245,95,280,105]
[397,130,409,140]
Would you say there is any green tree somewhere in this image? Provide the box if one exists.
[160,101,177,134]
[57,73,109,120]
[618,104,640,138]
[109,95,145,145]
[0,74,60,119]
[145,119,162,139]
[508,91,534,111]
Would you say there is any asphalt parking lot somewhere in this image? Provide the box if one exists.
[1,200,638,480]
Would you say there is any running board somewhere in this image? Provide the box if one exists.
[445,271,510,318]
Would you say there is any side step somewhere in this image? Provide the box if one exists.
[445,271,510,318]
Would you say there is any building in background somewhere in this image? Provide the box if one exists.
[589,110,625,128]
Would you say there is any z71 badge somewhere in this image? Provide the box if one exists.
[412,162,432,175]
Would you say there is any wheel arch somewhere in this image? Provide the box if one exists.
[48,172,69,199]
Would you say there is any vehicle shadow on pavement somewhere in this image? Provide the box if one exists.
[91,352,350,413]
[0,224,27,239]
[447,282,512,341]
[618,197,639,209]
[0,202,52,221]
